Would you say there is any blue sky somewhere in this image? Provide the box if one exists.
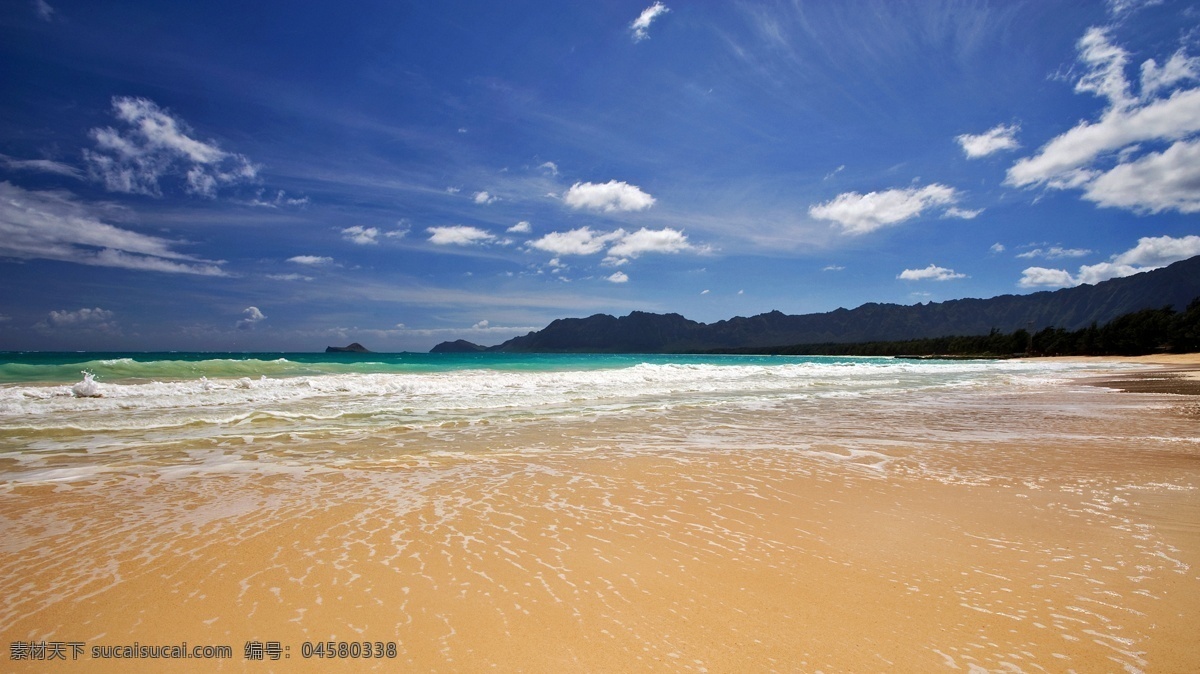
[1,0,1198,351]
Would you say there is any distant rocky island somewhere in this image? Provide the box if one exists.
[326,342,371,353]
[432,255,1200,354]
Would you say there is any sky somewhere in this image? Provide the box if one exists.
[1,0,1199,351]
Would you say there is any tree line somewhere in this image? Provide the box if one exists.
[705,298,1200,358]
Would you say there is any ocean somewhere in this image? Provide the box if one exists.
[2,351,1197,672]
[0,351,1114,482]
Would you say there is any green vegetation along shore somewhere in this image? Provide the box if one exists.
[701,299,1200,359]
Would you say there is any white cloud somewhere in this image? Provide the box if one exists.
[822,265,845,271]
[630,2,669,42]
[605,271,629,283]
[1083,137,1200,212]
[237,306,266,329]
[1141,50,1200,100]
[1016,246,1093,259]
[956,124,1021,158]
[606,227,692,259]
[1113,234,1200,266]
[563,180,655,212]
[0,181,226,275]
[288,255,332,265]
[529,227,622,256]
[427,225,495,246]
[809,184,960,235]
[472,320,490,330]
[897,264,967,281]
[507,221,532,234]
[83,97,257,198]
[538,162,559,176]
[473,190,497,205]
[1017,234,1200,287]
[700,289,710,295]
[1006,29,1200,214]
[0,153,81,178]
[990,243,1006,254]
[267,273,312,282]
[341,226,380,245]
[528,226,695,267]
[1074,27,1135,109]
[1018,267,1078,288]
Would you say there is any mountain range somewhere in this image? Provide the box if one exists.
[432,255,1200,353]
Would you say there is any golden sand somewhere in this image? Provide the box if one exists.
[2,368,1198,672]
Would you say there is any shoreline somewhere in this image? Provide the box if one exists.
[1028,353,1200,395]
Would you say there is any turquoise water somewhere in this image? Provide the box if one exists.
[0,351,896,385]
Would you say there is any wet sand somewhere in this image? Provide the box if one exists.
[2,364,1199,672]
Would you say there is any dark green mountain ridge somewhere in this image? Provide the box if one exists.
[431,255,1200,353]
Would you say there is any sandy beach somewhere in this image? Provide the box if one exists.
[2,356,1198,672]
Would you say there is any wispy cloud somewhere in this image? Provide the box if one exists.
[630,2,669,42]
[809,184,963,235]
[83,96,258,198]
[1016,246,1092,259]
[34,0,54,21]
[0,181,226,275]
[0,153,81,178]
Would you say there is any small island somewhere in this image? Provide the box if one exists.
[325,342,371,353]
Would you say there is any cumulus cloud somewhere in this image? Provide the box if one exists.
[507,221,532,234]
[563,180,655,212]
[808,184,961,235]
[287,255,332,265]
[528,226,694,265]
[237,306,266,329]
[956,124,1021,158]
[473,190,497,205]
[1017,234,1200,287]
[1018,267,1078,288]
[1006,29,1200,214]
[630,2,669,42]
[606,227,692,260]
[427,225,496,246]
[990,243,1007,254]
[0,181,226,275]
[529,227,623,256]
[605,271,630,283]
[83,96,258,198]
[897,264,967,281]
